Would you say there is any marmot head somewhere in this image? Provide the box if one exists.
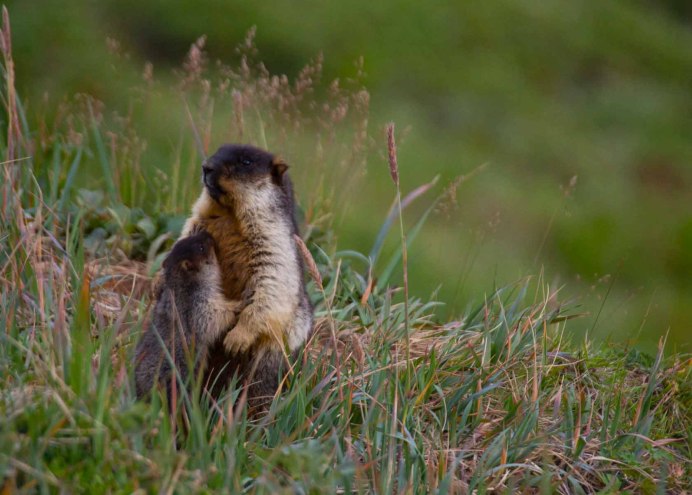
[201,144,288,207]
[163,231,217,282]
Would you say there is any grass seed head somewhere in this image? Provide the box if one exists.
[386,122,399,186]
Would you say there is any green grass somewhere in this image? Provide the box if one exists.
[0,11,690,494]
[1,206,690,492]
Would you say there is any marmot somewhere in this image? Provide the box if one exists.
[134,231,247,403]
[181,144,313,405]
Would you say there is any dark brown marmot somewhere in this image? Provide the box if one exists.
[134,232,247,404]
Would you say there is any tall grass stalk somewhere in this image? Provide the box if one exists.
[386,122,412,394]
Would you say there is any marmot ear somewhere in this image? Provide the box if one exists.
[181,260,192,271]
[272,158,289,177]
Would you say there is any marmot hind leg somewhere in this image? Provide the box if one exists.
[244,349,287,412]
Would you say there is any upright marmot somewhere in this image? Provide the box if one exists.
[181,144,313,404]
[134,232,247,403]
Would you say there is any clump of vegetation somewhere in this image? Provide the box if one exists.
[0,11,689,494]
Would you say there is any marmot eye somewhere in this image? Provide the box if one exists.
[241,158,252,166]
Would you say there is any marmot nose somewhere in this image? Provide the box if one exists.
[202,163,213,176]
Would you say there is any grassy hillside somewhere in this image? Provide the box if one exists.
[0,10,690,493]
[4,0,692,352]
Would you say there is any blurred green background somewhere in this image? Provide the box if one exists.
[7,0,691,352]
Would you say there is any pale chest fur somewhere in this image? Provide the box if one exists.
[235,187,301,310]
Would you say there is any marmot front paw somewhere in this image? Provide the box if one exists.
[223,322,255,354]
